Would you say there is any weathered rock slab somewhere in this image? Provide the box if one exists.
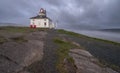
[0,31,47,73]
[69,49,118,73]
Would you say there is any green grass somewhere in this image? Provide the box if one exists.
[57,29,80,37]
[0,26,29,33]
[0,36,7,44]
[54,37,78,73]
[0,26,49,33]
[57,29,120,46]
[10,36,28,43]
[0,26,49,43]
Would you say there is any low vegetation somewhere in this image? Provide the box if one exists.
[0,26,48,33]
[10,36,28,43]
[0,36,7,44]
[58,29,120,72]
[58,29,120,46]
[54,37,78,73]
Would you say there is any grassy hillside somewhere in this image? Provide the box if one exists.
[57,29,120,72]
[58,29,120,46]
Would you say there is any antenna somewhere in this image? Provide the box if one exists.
[55,20,59,28]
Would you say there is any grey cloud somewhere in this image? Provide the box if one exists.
[0,0,120,29]
[45,0,64,6]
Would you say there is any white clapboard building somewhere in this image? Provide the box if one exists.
[30,8,55,28]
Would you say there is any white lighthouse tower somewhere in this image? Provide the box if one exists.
[30,8,55,28]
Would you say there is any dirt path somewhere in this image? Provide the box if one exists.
[27,29,59,73]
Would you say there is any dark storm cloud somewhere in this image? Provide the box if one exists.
[58,0,120,29]
[0,0,120,29]
[45,0,65,6]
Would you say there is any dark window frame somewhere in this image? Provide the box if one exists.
[44,22,46,26]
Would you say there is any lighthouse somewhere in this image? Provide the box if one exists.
[30,8,55,28]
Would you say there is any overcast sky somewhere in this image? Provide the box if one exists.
[0,0,120,29]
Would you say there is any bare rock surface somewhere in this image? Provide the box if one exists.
[0,31,47,73]
[69,49,118,73]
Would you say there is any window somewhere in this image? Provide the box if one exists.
[44,22,46,26]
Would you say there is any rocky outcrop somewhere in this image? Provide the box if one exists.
[69,49,118,73]
[0,31,47,73]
